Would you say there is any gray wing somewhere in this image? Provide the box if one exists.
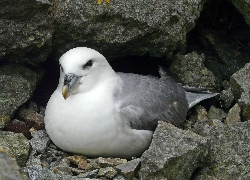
[114,73,188,131]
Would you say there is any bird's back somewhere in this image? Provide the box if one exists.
[114,73,188,131]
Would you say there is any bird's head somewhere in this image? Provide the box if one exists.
[58,47,115,99]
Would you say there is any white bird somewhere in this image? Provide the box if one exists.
[44,47,216,158]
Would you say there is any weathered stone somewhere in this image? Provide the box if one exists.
[207,106,227,121]
[97,157,127,168]
[0,131,30,167]
[170,52,217,89]
[79,169,98,179]
[98,167,117,179]
[116,158,141,179]
[0,64,42,128]
[225,103,241,125]
[52,0,206,59]
[193,121,250,179]
[19,107,44,126]
[67,155,92,170]
[0,0,53,65]
[139,121,208,179]
[230,62,250,121]
[0,152,25,180]
[30,129,50,153]
[230,0,250,26]
[220,87,235,108]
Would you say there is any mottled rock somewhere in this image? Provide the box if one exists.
[52,0,205,58]
[19,107,44,126]
[207,106,227,121]
[0,131,30,167]
[220,87,235,108]
[67,155,92,170]
[0,0,53,65]
[79,169,98,179]
[116,158,141,179]
[98,167,117,179]
[170,52,217,89]
[225,103,241,125]
[0,152,25,180]
[230,0,250,26]
[193,121,250,179]
[98,157,127,168]
[230,62,250,121]
[139,121,208,179]
[30,129,50,153]
[0,64,42,128]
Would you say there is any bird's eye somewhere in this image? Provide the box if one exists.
[59,64,64,72]
[83,60,93,69]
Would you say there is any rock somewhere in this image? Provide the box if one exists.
[0,0,53,65]
[170,52,217,89]
[193,121,250,179]
[52,0,206,58]
[207,106,227,121]
[30,129,50,153]
[0,152,25,180]
[0,131,30,167]
[0,64,42,129]
[230,62,250,121]
[98,167,117,179]
[224,103,241,125]
[139,121,208,179]
[220,87,235,108]
[230,0,250,26]
[19,107,44,126]
[116,158,141,179]
[66,155,92,170]
[97,157,127,168]
[78,169,98,179]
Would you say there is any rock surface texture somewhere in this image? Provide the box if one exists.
[52,0,206,58]
[0,0,53,65]
[139,121,208,179]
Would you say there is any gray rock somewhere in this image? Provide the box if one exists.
[139,121,208,179]
[0,0,53,65]
[225,103,241,125]
[116,158,141,179]
[98,167,117,179]
[0,152,25,180]
[30,130,50,153]
[193,121,250,179]
[230,0,250,26]
[52,0,205,58]
[230,62,250,121]
[0,64,42,128]
[170,52,217,89]
[207,106,227,122]
[0,131,30,167]
[220,87,235,108]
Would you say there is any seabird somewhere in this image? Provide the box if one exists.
[44,47,216,158]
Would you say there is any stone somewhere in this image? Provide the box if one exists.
[139,121,208,179]
[116,158,141,179]
[66,155,92,170]
[170,52,217,89]
[230,0,250,26]
[193,121,250,179]
[230,62,250,121]
[220,87,235,108]
[207,106,227,121]
[0,64,42,128]
[98,167,117,179]
[0,131,30,167]
[0,152,25,180]
[0,0,53,65]
[224,103,241,125]
[30,129,50,153]
[52,0,206,59]
[97,157,127,168]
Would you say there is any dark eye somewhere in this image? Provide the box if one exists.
[83,60,93,69]
[59,64,64,72]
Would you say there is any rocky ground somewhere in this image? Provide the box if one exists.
[1,0,250,179]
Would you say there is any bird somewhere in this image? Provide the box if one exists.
[44,47,216,158]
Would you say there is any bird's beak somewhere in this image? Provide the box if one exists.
[62,73,81,100]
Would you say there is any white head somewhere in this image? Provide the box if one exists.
[58,47,116,99]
